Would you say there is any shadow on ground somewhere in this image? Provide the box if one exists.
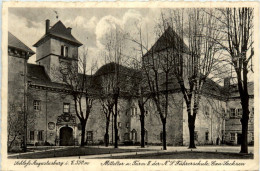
[105,151,253,159]
[8,147,154,159]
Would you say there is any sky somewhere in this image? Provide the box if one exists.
[8,7,254,83]
[8,8,162,69]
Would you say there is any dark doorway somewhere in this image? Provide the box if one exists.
[237,133,242,145]
[60,127,73,146]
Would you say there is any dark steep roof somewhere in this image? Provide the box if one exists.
[27,63,50,83]
[27,63,68,88]
[8,32,35,55]
[94,62,140,77]
[227,82,254,98]
[92,62,142,97]
[33,20,82,47]
[144,27,189,57]
[202,78,223,97]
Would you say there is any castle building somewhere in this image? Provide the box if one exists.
[8,19,254,149]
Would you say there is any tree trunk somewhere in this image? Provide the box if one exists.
[80,121,86,147]
[138,100,145,148]
[188,116,196,148]
[114,97,118,148]
[162,119,167,150]
[114,115,118,148]
[105,119,110,147]
[140,111,145,148]
[240,97,249,153]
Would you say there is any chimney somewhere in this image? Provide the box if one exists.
[224,77,230,88]
[67,27,72,34]
[46,19,50,34]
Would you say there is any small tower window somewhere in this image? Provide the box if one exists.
[61,45,68,57]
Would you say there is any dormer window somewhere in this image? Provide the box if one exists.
[61,45,68,57]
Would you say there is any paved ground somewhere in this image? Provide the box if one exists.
[8,145,254,159]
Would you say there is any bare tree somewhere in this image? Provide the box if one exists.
[8,103,24,151]
[127,24,151,148]
[156,9,221,148]
[101,27,127,148]
[141,25,176,150]
[97,73,115,146]
[8,102,36,152]
[53,49,96,146]
[212,8,254,153]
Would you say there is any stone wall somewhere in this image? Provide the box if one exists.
[130,92,184,146]
[225,98,254,145]
[182,95,226,146]
[27,87,78,145]
[8,53,27,151]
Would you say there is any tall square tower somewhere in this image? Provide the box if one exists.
[33,19,82,82]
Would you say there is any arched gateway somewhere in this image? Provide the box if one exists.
[60,127,73,146]
[56,113,77,146]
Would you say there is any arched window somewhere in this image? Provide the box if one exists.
[131,129,137,141]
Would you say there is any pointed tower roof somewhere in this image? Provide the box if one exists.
[144,27,189,57]
[33,20,82,47]
[8,32,35,55]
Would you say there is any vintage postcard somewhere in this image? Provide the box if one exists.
[1,1,259,171]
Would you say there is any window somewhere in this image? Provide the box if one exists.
[118,122,122,128]
[237,108,242,117]
[87,131,93,141]
[131,129,137,141]
[205,132,209,141]
[132,107,137,116]
[124,133,130,141]
[30,131,34,141]
[38,130,43,141]
[63,103,70,113]
[33,100,41,111]
[126,122,130,128]
[204,106,209,116]
[61,45,68,57]
[230,133,235,141]
[230,108,236,118]
[194,131,198,141]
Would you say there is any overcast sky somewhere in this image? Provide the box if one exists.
[8,7,254,83]
[9,8,162,68]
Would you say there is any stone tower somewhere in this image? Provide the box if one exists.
[8,32,35,109]
[8,32,35,151]
[33,19,82,82]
